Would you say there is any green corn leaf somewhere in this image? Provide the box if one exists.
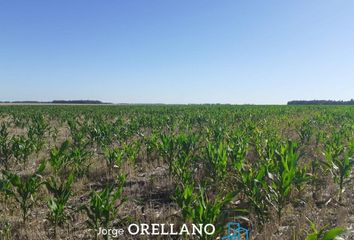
[322,227,345,240]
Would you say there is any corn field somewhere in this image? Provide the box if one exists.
[0,105,353,239]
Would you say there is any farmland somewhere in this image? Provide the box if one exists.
[0,105,353,239]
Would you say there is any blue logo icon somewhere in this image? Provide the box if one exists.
[221,222,249,240]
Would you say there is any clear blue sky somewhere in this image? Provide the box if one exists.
[0,1,353,104]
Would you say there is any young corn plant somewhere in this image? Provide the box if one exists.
[227,133,248,169]
[170,140,196,187]
[126,142,140,161]
[81,174,126,240]
[231,130,267,221]
[2,162,45,225]
[0,123,12,169]
[174,183,235,239]
[67,120,89,149]
[45,173,75,238]
[194,186,236,238]
[233,162,269,224]
[27,115,49,152]
[174,183,194,222]
[11,114,25,128]
[255,133,279,162]
[315,130,325,147]
[159,133,176,164]
[294,164,311,196]
[171,153,193,186]
[267,140,299,221]
[304,219,345,240]
[69,146,92,178]
[298,120,313,145]
[0,175,12,210]
[48,140,70,175]
[11,135,35,169]
[323,132,354,202]
[88,120,114,151]
[145,133,159,162]
[205,141,228,181]
[169,133,198,185]
[104,147,125,176]
[173,140,237,239]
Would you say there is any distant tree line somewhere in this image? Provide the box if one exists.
[288,99,354,105]
[0,100,110,104]
[52,100,109,104]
